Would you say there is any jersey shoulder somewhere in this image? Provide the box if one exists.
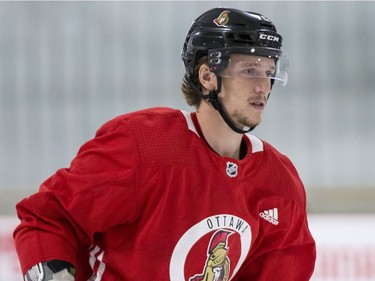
[254,138,307,203]
[97,107,183,134]
[97,107,196,166]
[260,139,299,175]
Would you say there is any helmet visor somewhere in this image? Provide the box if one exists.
[209,48,289,86]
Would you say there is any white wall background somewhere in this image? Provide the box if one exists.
[1,1,374,198]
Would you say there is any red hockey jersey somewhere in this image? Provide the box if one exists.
[14,107,316,280]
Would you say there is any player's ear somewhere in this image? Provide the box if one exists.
[198,64,217,92]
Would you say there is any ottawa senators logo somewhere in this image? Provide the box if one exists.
[169,214,252,281]
[189,230,234,281]
[213,10,230,27]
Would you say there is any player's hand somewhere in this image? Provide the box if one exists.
[24,260,75,281]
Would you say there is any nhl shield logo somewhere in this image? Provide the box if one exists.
[226,161,238,178]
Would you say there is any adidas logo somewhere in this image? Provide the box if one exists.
[259,208,279,225]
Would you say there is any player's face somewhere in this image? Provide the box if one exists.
[219,54,275,129]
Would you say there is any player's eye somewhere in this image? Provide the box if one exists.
[242,68,257,76]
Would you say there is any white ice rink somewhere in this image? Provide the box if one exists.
[2,214,375,281]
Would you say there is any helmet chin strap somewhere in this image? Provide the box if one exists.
[189,76,255,134]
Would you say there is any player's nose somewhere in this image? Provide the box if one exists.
[254,78,271,95]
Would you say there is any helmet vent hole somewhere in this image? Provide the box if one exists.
[226,33,255,45]
[260,23,275,29]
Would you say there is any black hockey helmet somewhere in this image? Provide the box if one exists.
[182,7,287,85]
[181,8,288,134]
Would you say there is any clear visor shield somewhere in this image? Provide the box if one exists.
[220,53,289,86]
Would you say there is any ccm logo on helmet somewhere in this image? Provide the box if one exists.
[259,34,280,42]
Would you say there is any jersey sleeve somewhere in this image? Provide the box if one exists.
[13,117,140,276]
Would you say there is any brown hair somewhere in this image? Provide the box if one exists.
[181,56,208,108]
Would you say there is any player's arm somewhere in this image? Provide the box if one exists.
[24,260,75,281]
[14,118,140,277]
[240,239,316,280]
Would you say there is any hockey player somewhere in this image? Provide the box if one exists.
[14,7,316,281]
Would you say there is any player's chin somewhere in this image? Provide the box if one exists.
[247,113,263,127]
[234,111,263,129]
[241,117,262,129]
